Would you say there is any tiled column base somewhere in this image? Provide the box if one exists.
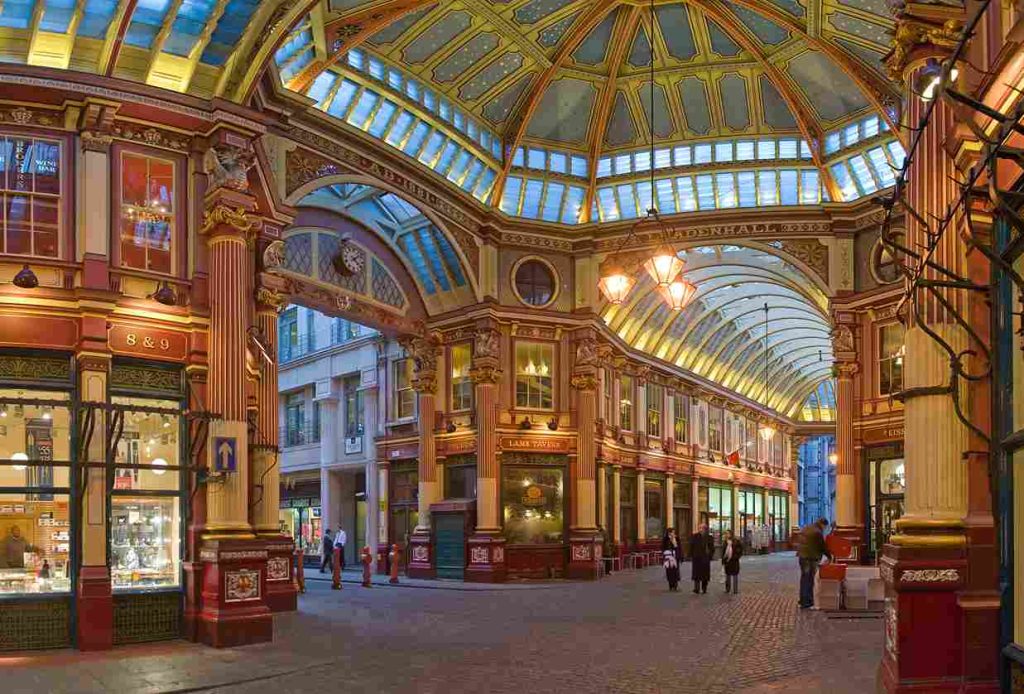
[465,535,506,583]
[406,531,434,579]
[77,565,113,651]
[263,538,298,613]
[197,539,273,648]
[566,534,603,580]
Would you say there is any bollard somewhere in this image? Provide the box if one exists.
[389,544,400,584]
[295,549,306,594]
[361,546,372,587]
[332,546,342,590]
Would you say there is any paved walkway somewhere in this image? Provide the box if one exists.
[2,553,882,694]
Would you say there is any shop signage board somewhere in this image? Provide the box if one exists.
[108,324,188,362]
[862,424,905,445]
[214,437,237,472]
[499,436,570,453]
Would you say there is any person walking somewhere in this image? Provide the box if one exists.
[689,523,714,594]
[798,517,833,609]
[334,526,348,571]
[661,528,683,591]
[319,528,334,573]
[722,530,743,594]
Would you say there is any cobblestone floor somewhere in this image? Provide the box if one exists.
[3,553,882,694]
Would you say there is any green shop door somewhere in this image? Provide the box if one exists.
[434,514,465,579]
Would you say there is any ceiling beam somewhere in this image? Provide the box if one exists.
[701,0,840,201]
[582,5,641,223]
[491,0,620,204]
[179,0,232,92]
[98,0,138,76]
[288,0,436,95]
[727,0,899,132]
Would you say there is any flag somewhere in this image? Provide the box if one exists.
[726,450,740,466]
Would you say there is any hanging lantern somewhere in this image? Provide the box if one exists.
[658,278,697,311]
[598,261,636,305]
[643,244,684,287]
[758,422,776,441]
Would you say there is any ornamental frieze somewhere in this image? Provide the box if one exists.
[500,232,573,252]
[0,105,60,127]
[282,276,424,337]
[594,220,832,252]
[111,121,192,151]
[777,239,829,285]
[899,568,960,583]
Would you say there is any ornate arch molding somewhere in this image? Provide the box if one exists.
[282,144,481,293]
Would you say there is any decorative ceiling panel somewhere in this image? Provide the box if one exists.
[433,33,500,84]
[459,51,524,101]
[759,75,798,129]
[678,76,713,135]
[639,81,675,139]
[572,10,617,66]
[706,20,744,58]
[834,38,887,75]
[538,12,579,48]
[827,12,889,46]
[605,89,637,146]
[786,50,870,122]
[514,0,576,25]
[367,7,435,46]
[730,6,789,46]
[482,72,534,124]
[719,74,751,131]
[525,77,596,143]
[628,25,651,69]
[655,4,697,62]
[400,10,472,65]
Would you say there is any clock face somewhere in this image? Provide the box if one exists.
[333,241,364,277]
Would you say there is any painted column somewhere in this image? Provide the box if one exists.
[467,323,505,582]
[612,465,622,544]
[832,337,862,560]
[376,460,389,573]
[196,180,272,648]
[691,476,700,533]
[665,473,675,532]
[406,335,439,579]
[597,463,608,533]
[636,469,646,544]
[731,482,740,543]
[567,329,601,578]
[789,437,802,544]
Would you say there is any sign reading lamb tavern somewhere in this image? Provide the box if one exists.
[500,436,570,453]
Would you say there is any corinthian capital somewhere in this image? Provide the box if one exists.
[200,204,262,242]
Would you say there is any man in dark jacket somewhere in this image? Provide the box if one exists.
[319,528,334,573]
[798,517,833,608]
[689,523,714,594]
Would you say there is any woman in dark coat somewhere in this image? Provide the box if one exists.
[722,530,743,594]
[689,523,714,594]
[661,528,683,591]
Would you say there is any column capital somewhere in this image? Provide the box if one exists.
[473,324,501,360]
[571,373,599,391]
[254,286,287,314]
[885,3,965,83]
[470,364,501,384]
[833,361,860,379]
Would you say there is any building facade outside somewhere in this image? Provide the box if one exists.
[798,435,836,528]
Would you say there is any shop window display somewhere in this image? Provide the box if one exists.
[0,390,72,595]
[502,466,564,544]
[644,479,664,539]
[110,396,182,591]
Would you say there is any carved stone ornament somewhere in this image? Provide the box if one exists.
[204,144,255,193]
[199,204,261,239]
[575,337,598,367]
[255,286,287,313]
[899,568,959,583]
[111,122,191,151]
[263,240,285,270]
[831,324,855,353]
[571,373,599,391]
[885,15,963,80]
[474,328,500,360]
[80,130,113,153]
[777,239,829,285]
[469,364,501,385]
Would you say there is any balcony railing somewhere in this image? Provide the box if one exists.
[280,424,320,447]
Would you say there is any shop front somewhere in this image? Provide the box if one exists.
[864,441,905,559]
[767,491,790,549]
[279,481,322,563]
[501,453,567,579]
[700,482,734,550]
[738,486,764,549]
[388,459,418,573]
[672,477,692,541]
[643,474,666,542]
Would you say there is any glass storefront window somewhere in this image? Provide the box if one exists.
[646,384,662,438]
[120,152,175,274]
[706,484,733,547]
[0,134,61,258]
[279,504,321,555]
[673,393,688,443]
[709,406,723,451]
[620,474,637,543]
[445,463,476,499]
[619,375,633,431]
[503,466,564,544]
[644,479,664,539]
[0,493,71,595]
[879,458,905,495]
[450,343,472,411]
[879,323,905,396]
[394,358,416,419]
[515,342,554,410]
[110,396,181,591]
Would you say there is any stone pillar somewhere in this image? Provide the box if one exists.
[376,460,390,574]
[832,341,862,561]
[598,463,609,533]
[77,354,112,650]
[636,469,646,545]
[790,437,802,545]
[405,335,439,579]
[731,482,740,543]
[612,465,622,544]
[691,477,700,533]
[467,323,506,582]
[878,4,996,690]
[665,473,675,531]
[567,331,601,578]
[252,285,296,612]
[196,186,271,647]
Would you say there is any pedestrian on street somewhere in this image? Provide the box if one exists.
[661,528,682,591]
[319,528,334,573]
[334,527,348,571]
[599,525,614,575]
[722,530,743,594]
[798,517,833,609]
[689,523,714,594]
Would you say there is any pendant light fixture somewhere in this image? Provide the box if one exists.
[758,302,776,441]
[598,0,691,309]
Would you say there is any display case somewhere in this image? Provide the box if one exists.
[111,497,180,590]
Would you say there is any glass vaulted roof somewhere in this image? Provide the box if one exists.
[602,244,833,417]
[274,0,901,223]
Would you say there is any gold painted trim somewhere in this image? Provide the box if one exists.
[889,533,966,548]
[894,517,965,530]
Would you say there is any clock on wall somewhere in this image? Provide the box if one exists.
[332,241,364,277]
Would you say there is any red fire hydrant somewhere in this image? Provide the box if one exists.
[332,546,342,590]
[361,546,372,587]
[389,544,400,584]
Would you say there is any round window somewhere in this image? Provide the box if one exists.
[870,231,904,285]
[514,259,557,307]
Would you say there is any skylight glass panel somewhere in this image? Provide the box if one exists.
[446,150,472,184]
[435,141,459,174]
[307,73,336,104]
[384,110,415,146]
[676,177,696,212]
[387,69,403,90]
[800,170,820,204]
[347,91,379,128]
[527,148,545,170]
[737,171,756,207]
[326,80,358,117]
[501,177,523,214]
[654,148,672,169]
[438,99,452,122]
[634,151,651,172]
[716,173,737,208]
[863,115,879,139]
[674,146,692,166]
[800,140,812,159]
[406,79,421,101]
[549,151,567,174]
[417,228,451,292]
[513,148,525,167]
[597,157,612,178]
[842,123,860,147]
[453,111,466,132]
[475,169,497,202]
[636,180,653,214]
[367,100,397,137]
[824,132,841,155]
[867,147,896,187]
[541,182,565,222]
[347,49,365,71]
[521,179,544,218]
[778,139,798,159]
[422,89,436,111]
[758,170,778,205]
[757,139,777,160]
[830,163,858,201]
[399,235,436,295]
[887,140,907,170]
[616,184,638,218]
[418,131,446,165]
[562,186,585,224]
[696,174,715,210]
[656,179,676,214]
[467,121,479,140]
[614,154,632,175]
[461,160,485,192]
[848,154,877,193]
[365,56,384,80]
[779,170,799,205]
[597,187,619,221]
[694,144,712,165]
[79,0,121,38]
[571,156,588,177]
[714,142,733,162]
